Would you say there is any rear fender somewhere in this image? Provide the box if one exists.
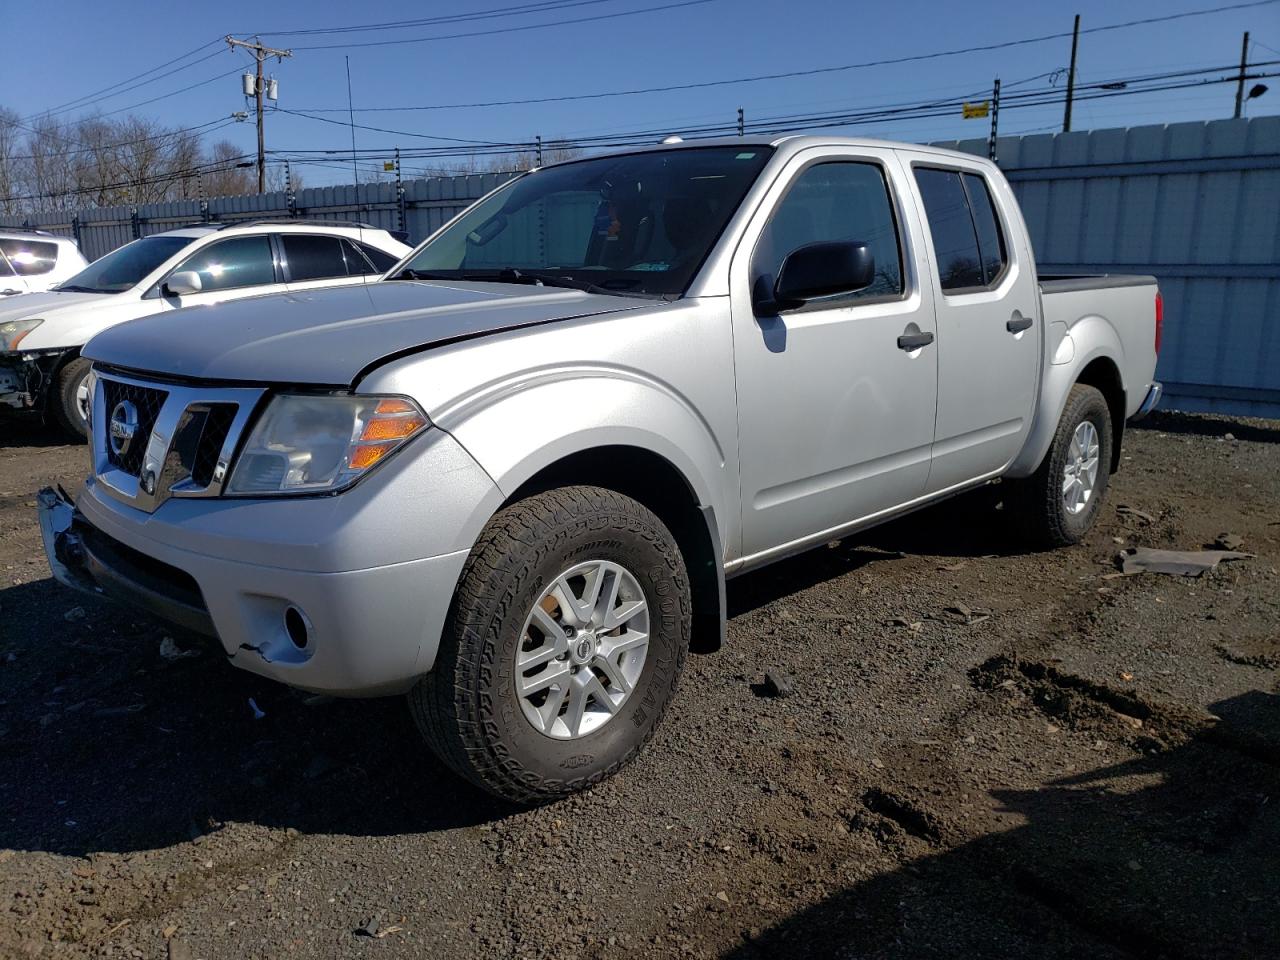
[1006,315,1124,478]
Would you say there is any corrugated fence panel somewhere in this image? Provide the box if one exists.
[934,115,1280,417]
[4,120,1275,415]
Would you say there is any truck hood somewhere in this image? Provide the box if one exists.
[83,280,655,385]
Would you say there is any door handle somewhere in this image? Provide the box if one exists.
[897,331,935,351]
[1007,314,1033,333]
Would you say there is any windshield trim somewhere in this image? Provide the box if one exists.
[382,145,776,299]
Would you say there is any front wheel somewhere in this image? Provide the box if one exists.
[1009,383,1113,548]
[51,356,93,441]
[409,485,691,804]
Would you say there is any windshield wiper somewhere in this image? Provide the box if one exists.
[55,284,111,294]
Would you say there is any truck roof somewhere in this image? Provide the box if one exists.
[538,134,989,168]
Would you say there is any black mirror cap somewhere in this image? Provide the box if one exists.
[763,241,875,314]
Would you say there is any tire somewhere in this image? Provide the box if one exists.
[409,485,691,804]
[1009,384,1113,548]
[50,356,92,441]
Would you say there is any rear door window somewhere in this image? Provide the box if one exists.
[282,234,352,281]
[913,167,1009,292]
[172,236,276,292]
[0,238,58,277]
[963,173,1007,285]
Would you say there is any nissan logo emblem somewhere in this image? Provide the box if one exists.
[109,400,139,456]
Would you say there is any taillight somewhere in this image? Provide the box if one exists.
[1154,291,1164,355]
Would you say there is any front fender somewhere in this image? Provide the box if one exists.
[433,366,730,536]
[1006,315,1124,478]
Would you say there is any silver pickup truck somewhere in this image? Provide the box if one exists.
[38,136,1161,803]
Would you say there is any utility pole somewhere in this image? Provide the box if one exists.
[226,36,292,194]
[394,147,406,233]
[1234,31,1251,118]
[989,78,1001,163]
[1063,14,1080,133]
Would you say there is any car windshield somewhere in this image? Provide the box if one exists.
[394,146,774,298]
[57,235,191,294]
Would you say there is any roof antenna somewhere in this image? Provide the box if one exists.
[346,55,364,244]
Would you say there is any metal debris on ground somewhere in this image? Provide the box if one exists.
[1212,532,1245,551]
[1118,547,1254,577]
[248,698,266,720]
[1116,504,1156,524]
[761,671,795,698]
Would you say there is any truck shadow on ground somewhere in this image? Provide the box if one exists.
[0,576,509,858]
[723,688,1280,960]
[727,487,1020,617]
[2,490,1032,858]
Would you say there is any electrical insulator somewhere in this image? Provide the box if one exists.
[242,73,256,97]
[267,78,279,101]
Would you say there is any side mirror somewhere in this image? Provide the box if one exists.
[162,270,202,298]
[756,241,875,315]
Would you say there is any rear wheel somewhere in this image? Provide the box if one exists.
[1009,383,1112,547]
[409,485,691,803]
[51,356,92,441]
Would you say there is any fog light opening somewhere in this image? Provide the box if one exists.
[284,606,310,650]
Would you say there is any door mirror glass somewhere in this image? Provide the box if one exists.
[760,241,875,314]
[163,270,203,297]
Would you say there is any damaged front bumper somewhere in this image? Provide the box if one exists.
[37,486,215,635]
[36,481,474,697]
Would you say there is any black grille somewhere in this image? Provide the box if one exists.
[191,404,237,487]
[101,379,168,477]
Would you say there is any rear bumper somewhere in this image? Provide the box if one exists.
[37,484,472,697]
[1130,381,1163,421]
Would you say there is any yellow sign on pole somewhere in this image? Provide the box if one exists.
[383,161,396,172]
[962,101,990,119]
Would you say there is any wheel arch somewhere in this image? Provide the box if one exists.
[503,444,726,654]
[1075,355,1125,473]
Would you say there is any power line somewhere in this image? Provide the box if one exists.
[285,0,1280,112]
[287,0,714,50]
[21,40,227,121]
[256,0,622,37]
[2,117,241,162]
[0,152,255,205]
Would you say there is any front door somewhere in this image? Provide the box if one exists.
[731,148,938,561]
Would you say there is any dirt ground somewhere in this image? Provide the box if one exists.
[1,410,1277,960]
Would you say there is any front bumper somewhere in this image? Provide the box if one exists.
[38,483,476,697]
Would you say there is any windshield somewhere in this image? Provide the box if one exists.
[395,146,773,297]
[58,235,191,294]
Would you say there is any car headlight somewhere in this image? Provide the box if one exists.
[0,319,43,352]
[227,394,428,495]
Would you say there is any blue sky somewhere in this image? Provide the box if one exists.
[3,0,1278,185]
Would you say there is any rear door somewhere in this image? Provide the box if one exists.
[280,233,384,292]
[155,234,287,310]
[731,146,939,560]
[901,155,1040,492]
[0,246,28,296]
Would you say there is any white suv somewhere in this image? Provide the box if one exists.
[0,220,411,437]
[0,230,89,297]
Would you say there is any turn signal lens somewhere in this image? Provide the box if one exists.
[348,444,393,469]
[360,413,427,442]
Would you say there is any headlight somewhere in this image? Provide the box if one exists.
[227,394,428,495]
[0,319,43,352]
